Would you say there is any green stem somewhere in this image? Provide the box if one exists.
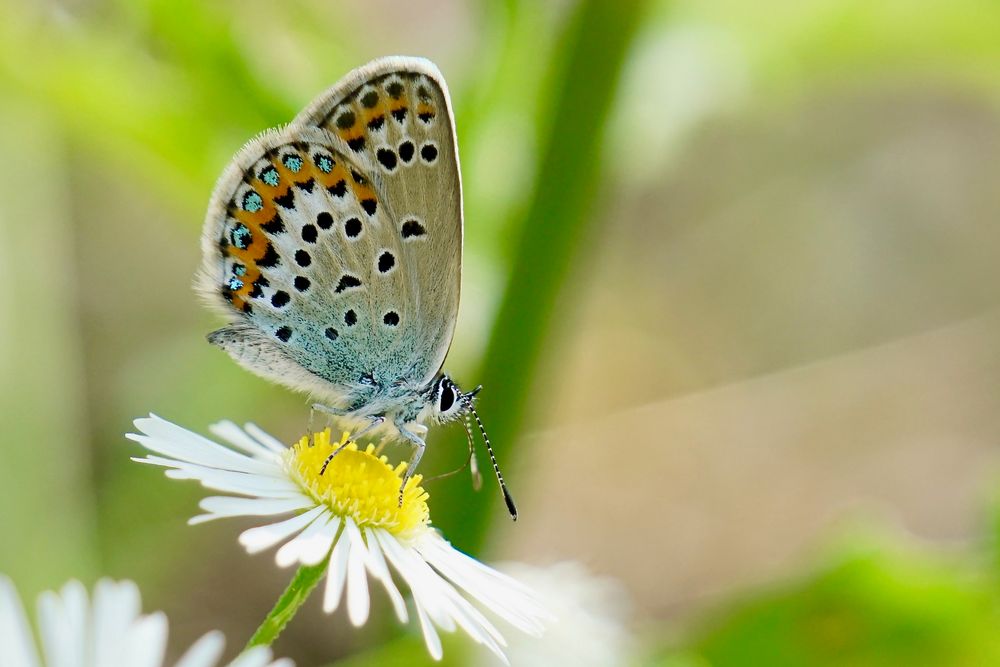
[425,0,653,552]
[244,560,327,650]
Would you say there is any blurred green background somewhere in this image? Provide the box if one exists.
[2,0,1000,665]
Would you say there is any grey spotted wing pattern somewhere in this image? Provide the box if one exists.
[198,57,462,407]
[294,56,462,389]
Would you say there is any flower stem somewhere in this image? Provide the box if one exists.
[245,560,327,649]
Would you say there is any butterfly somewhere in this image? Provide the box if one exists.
[197,56,516,518]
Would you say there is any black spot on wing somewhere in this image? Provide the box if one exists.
[377,148,397,171]
[398,141,414,163]
[336,111,356,129]
[378,251,395,273]
[271,291,290,308]
[273,189,295,209]
[328,179,347,198]
[316,212,334,229]
[335,274,362,293]
[344,218,362,238]
[261,213,285,235]
[401,220,426,238]
[258,244,281,268]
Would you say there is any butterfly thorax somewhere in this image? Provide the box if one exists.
[345,371,465,421]
[338,375,437,424]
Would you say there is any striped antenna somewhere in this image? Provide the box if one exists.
[465,395,517,521]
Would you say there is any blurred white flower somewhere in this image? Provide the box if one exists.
[128,415,551,664]
[0,576,290,667]
[476,562,636,667]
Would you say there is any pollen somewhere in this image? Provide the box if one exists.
[285,428,429,538]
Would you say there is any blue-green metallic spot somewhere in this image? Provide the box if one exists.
[283,155,303,173]
[233,264,247,276]
[316,155,333,173]
[243,191,263,212]
[227,276,244,291]
[231,224,251,249]
[260,166,280,187]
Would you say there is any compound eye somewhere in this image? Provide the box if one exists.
[439,382,456,413]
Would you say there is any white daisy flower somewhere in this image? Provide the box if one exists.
[127,415,551,664]
[0,576,291,667]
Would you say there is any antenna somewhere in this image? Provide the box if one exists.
[466,397,518,521]
[463,416,483,490]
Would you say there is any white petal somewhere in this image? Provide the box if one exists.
[345,524,371,627]
[430,579,508,657]
[239,506,326,554]
[275,513,338,568]
[122,612,168,667]
[243,423,290,454]
[375,532,453,631]
[361,529,408,623]
[209,421,284,458]
[381,533,510,660]
[381,534,508,658]
[175,630,226,667]
[414,600,443,661]
[0,576,41,667]
[130,416,278,473]
[93,579,142,667]
[142,460,299,498]
[38,580,89,667]
[191,496,313,525]
[422,533,541,599]
[416,534,548,634]
[322,532,351,613]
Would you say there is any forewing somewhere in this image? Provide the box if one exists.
[293,56,463,388]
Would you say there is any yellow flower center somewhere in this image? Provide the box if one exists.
[285,429,429,539]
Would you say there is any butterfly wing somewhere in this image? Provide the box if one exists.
[198,57,461,407]
[293,56,463,389]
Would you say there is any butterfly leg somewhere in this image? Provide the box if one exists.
[319,416,385,475]
[396,424,428,506]
[311,403,350,435]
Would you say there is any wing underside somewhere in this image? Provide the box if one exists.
[198,57,463,404]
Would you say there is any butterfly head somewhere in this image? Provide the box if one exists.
[428,375,478,425]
